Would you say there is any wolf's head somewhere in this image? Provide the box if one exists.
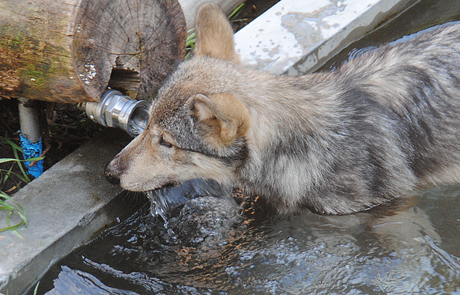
[105,4,250,192]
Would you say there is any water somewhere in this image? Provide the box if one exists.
[145,179,233,243]
[145,178,228,220]
[35,184,460,294]
[33,0,460,294]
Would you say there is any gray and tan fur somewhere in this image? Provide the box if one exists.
[106,4,460,215]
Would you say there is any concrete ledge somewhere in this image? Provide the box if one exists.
[0,129,138,295]
[234,0,412,75]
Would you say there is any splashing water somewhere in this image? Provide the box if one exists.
[145,192,177,243]
[144,179,229,218]
[145,191,169,227]
[144,178,232,243]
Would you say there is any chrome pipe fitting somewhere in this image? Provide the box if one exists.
[79,90,150,137]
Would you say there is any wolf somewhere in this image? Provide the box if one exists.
[105,3,460,215]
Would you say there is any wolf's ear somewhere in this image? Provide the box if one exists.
[189,93,249,148]
[194,3,240,63]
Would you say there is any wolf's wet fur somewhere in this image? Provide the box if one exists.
[106,4,460,215]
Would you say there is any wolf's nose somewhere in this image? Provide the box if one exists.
[104,162,120,185]
[105,171,120,185]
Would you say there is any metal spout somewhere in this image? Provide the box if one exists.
[78,90,150,137]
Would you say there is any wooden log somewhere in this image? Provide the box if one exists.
[0,0,186,103]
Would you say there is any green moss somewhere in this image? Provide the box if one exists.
[0,22,74,99]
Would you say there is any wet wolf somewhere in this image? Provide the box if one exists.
[105,4,460,215]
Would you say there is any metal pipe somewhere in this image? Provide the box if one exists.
[78,90,150,137]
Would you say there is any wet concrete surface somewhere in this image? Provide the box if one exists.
[0,129,138,294]
[235,0,412,75]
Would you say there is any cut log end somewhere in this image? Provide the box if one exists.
[73,0,187,103]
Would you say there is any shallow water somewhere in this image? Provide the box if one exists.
[36,184,460,294]
[34,0,460,294]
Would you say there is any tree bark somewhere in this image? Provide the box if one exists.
[0,0,186,103]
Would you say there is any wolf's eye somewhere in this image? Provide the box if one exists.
[159,136,173,148]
